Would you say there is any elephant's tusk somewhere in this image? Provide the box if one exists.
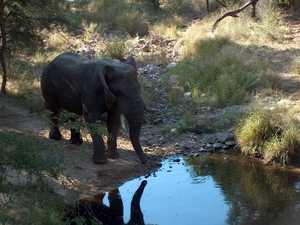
[121,114,127,131]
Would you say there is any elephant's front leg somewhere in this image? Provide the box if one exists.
[91,133,108,164]
[84,112,108,164]
[107,108,121,159]
[70,117,83,145]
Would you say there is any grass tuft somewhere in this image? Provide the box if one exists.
[104,36,126,60]
[235,106,300,165]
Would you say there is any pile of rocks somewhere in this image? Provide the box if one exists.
[137,61,248,157]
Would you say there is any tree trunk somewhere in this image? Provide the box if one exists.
[0,0,7,96]
[206,0,210,13]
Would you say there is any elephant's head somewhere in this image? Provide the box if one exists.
[97,56,147,164]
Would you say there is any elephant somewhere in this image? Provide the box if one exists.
[40,52,147,164]
[65,180,147,225]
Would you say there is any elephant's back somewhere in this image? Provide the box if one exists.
[47,52,91,77]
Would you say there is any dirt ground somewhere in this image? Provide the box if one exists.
[1,9,300,199]
[0,97,163,198]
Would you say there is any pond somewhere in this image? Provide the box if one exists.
[67,150,300,225]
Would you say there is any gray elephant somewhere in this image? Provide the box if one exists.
[40,52,147,164]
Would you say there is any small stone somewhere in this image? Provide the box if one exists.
[166,62,177,69]
[171,86,184,93]
[225,141,236,146]
[169,75,179,86]
[184,92,192,97]
[153,118,163,125]
[170,128,178,134]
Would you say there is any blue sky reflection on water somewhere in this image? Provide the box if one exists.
[113,156,230,225]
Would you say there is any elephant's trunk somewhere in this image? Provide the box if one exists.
[126,97,147,164]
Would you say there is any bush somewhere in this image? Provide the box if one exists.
[0,131,67,224]
[103,37,126,60]
[165,37,279,108]
[235,106,300,165]
[118,8,149,37]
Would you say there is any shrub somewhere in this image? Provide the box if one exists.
[235,106,300,165]
[165,37,279,108]
[118,8,149,38]
[104,37,126,60]
[0,131,67,224]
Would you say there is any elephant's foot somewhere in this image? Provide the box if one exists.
[70,130,83,145]
[49,130,62,140]
[70,135,83,145]
[93,151,108,164]
[107,150,120,159]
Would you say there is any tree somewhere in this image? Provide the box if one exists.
[0,0,74,95]
[212,0,259,31]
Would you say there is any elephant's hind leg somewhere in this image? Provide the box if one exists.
[49,113,62,140]
[70,128,83,144]
[43,95,62,140]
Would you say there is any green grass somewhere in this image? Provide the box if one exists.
[165,37,279,108]
[0,131,68,224]
[235,106,300,165]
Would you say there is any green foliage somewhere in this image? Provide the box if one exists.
[0,130,67,224]
[118,8,149,37]
[43,109,109,139]
[166,37,279,108]
[104,37,126,60]
[3,184,66,225]
[82,20,98,42]
[87,0,128,30]
[4,0,74,48]
[235,107,300,165]
[0,131,65,186]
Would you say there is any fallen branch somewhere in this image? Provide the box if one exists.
[212,0,259,32]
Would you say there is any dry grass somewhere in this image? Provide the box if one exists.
[235,102,300,165]
[119,9,149,37]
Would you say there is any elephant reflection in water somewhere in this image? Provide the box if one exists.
[66,180,147,225]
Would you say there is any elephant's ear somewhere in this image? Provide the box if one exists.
[99,65,117,109]
[126,56,137,70]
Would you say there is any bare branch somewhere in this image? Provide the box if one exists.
[212,0,259,32]
[216,0,227,8]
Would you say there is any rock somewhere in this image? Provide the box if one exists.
[166,62,177,69]
[215,132,235,143]
[225,141,237,146]
[202,134,217,144]
[153,118,164,125]
[184,92,192,97]
[169,75,179,86]
[144,64,163,74]
[173,158,181,162]
[170,128,178,134]
[193,123,205,134]
[201,106,212,112]
[171,86,184,94]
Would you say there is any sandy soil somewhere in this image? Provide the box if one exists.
[0,97,162,198]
